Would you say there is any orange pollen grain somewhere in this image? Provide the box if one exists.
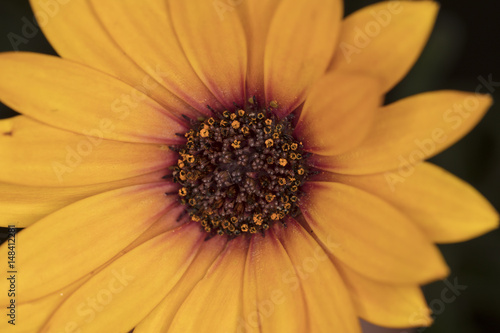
[200,128,209,137]
[265,194,275,202]
[231,120,240,129]
[231,140,241,149]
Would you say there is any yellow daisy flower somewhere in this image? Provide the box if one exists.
[0,0,498,332]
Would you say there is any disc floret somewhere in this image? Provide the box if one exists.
[170,101,309,237]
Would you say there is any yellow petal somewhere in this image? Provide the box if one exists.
[167,0,247,108]
[134,236,226,333]
[168,237,249,333]
[324,163,499,243]
[276,219,361,333]
[29,0,201,118]
[0,170,167,228]
[238,0,283,99]
[41,223,204,333]
[1,211,187,329]
[265,0,342,115]
[242,230,308,333]
[312,91,493,174]
[89,0,222,114]
[0,182,175,303]
[0,116,175,187]
[120,204,188,253]
[0,52,186,144]
[1,209,187,328]
[330,1,438,93]
[295,72,382,156]
[337,263,432,328]
[301,181,449,284]
[0,280,84,333]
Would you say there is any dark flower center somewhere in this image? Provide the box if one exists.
[169,99,309,237]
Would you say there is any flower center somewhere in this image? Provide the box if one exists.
[170,100,309,237]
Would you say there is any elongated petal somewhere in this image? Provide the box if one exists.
[0,183,175,303]
[0,116,174,187]
[312,91,493,174]
[238,0,283,99]
[1,206,189,332]
[325,163,499,243]
[119,204,187,253]
[89,0,221,114]
[168,0,247,109]
[0,280,84,333]
[276,220,361,333]
[168,238,249,333]
[301,181,449,284]
[29,0,199,118]
[0,53,186,144]
[295,72,382,156]
[0,170,167,228]
[337,263,432,328]
[330,1,438,93]
[134,236,226,333]
[265,0,342,115]
[41,223,204,333]
[242,230,308,333]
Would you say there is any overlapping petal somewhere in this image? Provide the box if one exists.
[277,220,361,332]
[0,53,186,144]
[329,1,438,93]
[265,0,343,115]
[0,183,176,303]
[167,0,247,109]
[0,280,84,333]
[29,0,200,118]
[312,91,493,174]
[168,238,249,333]
[0,205,191,331]
[134,236,226,333]
[337,263,432,328]
[242,229,308,333]
[300,181,449,284]
[295,72,382,156]
[89,0,221,114]
[0,116,175,187]
[238,0,283,99]
[324,163,499,243]
[41,223,204,333]
[0,170,167,228]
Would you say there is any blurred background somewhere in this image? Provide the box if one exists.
[0,0,498,332]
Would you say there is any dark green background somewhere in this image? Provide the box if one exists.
[0,1,498,332]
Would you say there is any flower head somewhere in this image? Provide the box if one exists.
[0,0,498,332]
